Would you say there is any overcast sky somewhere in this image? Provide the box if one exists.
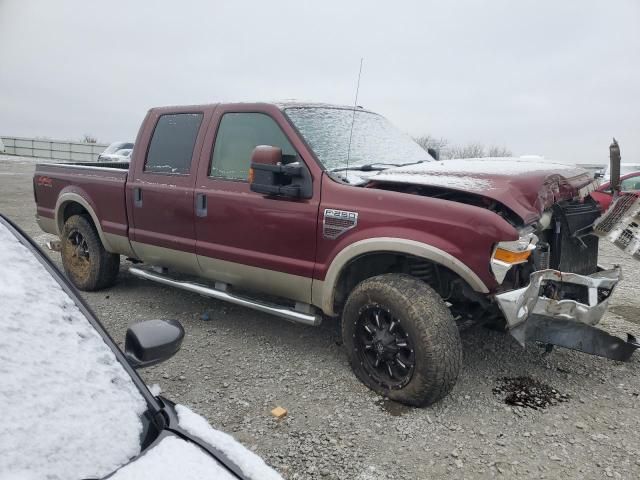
[1,0,638,165]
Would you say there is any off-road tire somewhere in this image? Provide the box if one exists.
[342,273,462,407]
[61,214,119,291]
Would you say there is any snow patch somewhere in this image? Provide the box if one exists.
[0,223,147,480]
[110,436,235,480]
[383,157,583,176]
[373,172,494,191]
[148,383,162,396]
[176,405,283,480]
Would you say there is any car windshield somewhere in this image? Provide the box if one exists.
[284,106,432,171]
[0,221,148,480]
[103,142,133,154]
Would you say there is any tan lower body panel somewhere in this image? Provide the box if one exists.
[104,232,136,257]
[198,255,312,304]
[130,241,201,276]
[130,241,313,305]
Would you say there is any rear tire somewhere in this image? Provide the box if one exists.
[61,215,119,291]
[342,274,462,407]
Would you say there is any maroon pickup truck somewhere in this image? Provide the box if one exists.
[33,102,637,406]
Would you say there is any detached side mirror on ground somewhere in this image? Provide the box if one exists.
[249,145,312,199]
[125,319,185,369]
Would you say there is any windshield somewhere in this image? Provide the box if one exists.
[0,221,148,480]
[104,142,133,154]
[284,107,432,171]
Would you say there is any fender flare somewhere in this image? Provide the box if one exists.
[55,192,116,253]
[316,237,490,316]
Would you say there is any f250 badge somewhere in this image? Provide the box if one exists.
[323,209,358,239]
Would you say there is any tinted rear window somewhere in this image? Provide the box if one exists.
[145,113,203,174]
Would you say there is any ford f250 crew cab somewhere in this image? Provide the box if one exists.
[33,102,638,406]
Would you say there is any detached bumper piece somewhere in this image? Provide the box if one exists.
[594,193,640,261]
[495,267,639,361]
[510,317,639,362]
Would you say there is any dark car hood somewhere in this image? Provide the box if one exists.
[370,158,595,224]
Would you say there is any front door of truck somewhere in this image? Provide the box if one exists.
[127,108,211,274]
[194,104,321,304]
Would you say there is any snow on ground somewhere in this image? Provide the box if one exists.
[0,222,147,480]
[110,436,235,480]
[176,405,283,480]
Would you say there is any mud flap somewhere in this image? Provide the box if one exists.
[510,315,640,362]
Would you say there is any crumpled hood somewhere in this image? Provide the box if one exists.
[371,157,595,224]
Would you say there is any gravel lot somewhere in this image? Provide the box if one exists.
[2,155,639,479]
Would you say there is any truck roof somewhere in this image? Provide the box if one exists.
[147,101,375,115]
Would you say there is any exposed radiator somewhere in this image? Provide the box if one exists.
[550,199,601,275]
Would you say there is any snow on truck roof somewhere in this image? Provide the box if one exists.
[148,101,377,114]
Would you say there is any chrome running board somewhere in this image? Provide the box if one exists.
[128,266,322,327]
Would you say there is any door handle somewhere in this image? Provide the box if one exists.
[196,193,207,217]
[134,187,143,208]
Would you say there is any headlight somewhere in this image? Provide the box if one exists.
[490,231,537,283]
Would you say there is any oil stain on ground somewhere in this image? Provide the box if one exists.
[493,376,569,410]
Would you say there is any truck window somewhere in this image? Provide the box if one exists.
[145,113,203,174]
[620,175,640,191]
[210,112,295,181]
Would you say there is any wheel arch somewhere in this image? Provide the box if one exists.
[55,192,116,253]
[314,237,489,316]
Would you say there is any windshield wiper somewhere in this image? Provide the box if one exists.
[330,160,426,173]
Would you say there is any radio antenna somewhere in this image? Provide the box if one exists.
[344,57,364,179]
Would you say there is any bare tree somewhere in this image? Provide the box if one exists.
[486,145,512,157]
[414,135,448,152]
[414,134,513,159]
[82,134,98,144]
[449,142,485,159]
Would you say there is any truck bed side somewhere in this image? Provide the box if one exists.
[33,163,132,256]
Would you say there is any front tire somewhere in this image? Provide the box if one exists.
[342,274,462,407]
[61,215,119,291]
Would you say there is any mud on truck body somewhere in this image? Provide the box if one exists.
[33,102,638,406]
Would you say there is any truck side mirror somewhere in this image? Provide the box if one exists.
[124,319,184,369]
[249,145,312,199]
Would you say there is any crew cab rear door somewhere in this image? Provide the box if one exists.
[193,104,322,304]
[127,107,213,273]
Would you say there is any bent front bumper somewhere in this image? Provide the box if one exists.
[495,267,640,361]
